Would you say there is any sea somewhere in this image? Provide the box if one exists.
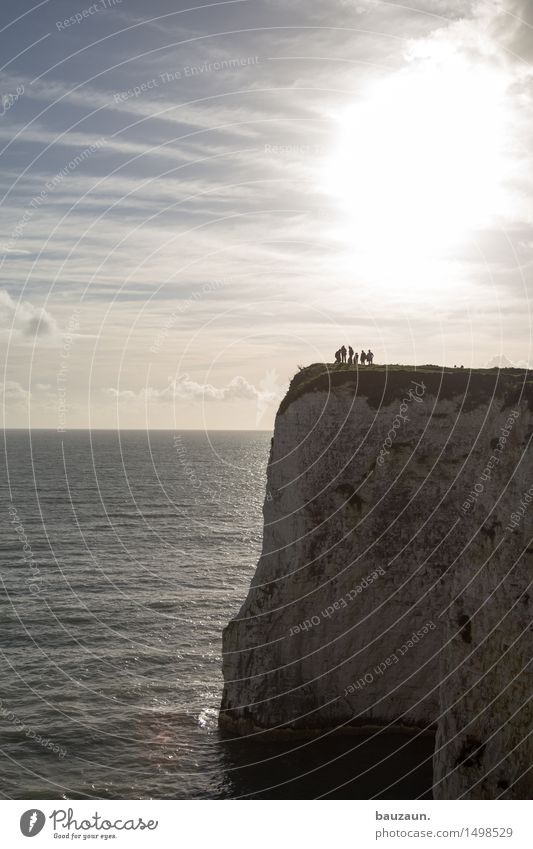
[0,430,433,799]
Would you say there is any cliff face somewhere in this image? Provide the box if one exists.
[220,365,532,800]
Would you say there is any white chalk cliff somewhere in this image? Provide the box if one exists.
[220,365,532,800]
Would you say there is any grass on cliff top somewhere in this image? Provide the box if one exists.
[278,363,533,415]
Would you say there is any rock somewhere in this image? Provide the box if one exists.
[220,365,532,799]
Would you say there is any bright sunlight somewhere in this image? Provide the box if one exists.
[324,56,512,265]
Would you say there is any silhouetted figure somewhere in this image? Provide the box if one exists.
[354,351,359,366]
[360,350,366,366]
[367,349,374,365]
[335,349,341,364]
[348,346,354,365]
[341,345,347,363]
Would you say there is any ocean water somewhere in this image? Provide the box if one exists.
[0,430,433,799]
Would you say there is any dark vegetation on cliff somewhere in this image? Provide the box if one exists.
[279,364,533,415]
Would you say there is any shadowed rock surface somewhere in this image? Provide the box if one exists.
[220,365,532,800]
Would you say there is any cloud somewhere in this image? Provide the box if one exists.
[0,289,60,341]
[170,373,259,402]
[104,371,288,420]
[2,0,533,429]
[405,0,531,68]
[0,380,30,403]
[485,354,533,369]
[104,388,139,399]
[255,369,287,424]
[105,374,259,401]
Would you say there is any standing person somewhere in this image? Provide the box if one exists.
[360,350,366,366]
[340,345,347,363]
[354,351,359,366]
[335,349,341,364]
[348,345,354,365]
[367,349,374,365]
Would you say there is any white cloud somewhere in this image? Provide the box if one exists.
[0,289,60,341]
[104,371,287,420]
[2,0,533,428]
[485,354,533,369]
[105,374,259,401]
[255,369,287,424]
[169,373,259,402]
[0,380,30,403]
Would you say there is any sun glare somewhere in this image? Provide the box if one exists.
[325,58,510,266]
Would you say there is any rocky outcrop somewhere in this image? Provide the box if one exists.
[220,365,532,799]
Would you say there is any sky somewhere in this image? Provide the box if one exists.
[1,0,532,429]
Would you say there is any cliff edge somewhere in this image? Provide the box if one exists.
[220,365,532,800]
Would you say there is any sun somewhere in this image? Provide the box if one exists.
[324,56,511,267]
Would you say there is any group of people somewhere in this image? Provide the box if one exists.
[334,346,374,366]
